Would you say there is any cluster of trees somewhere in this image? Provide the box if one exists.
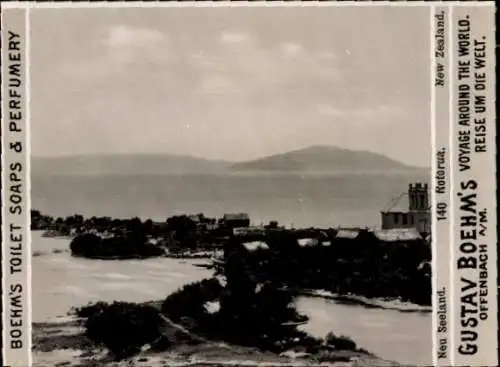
[160,276,312,352]
[70,233,164,259]
[32,210,163,238]
[223,230,431,306]
[30,210,70,232]
[31,209,225,259]
[165,214,221,251]
[32,210,221,235]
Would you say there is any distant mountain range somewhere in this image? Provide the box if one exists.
[32,146,425,176]
[31,154,230,176]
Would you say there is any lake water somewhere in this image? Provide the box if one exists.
[32,232,431,366]
[32,172,428,228]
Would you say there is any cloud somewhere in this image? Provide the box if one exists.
[316,104,406,123]
[220,31,250,44]
[317,50,337,61]
[198,74,236,96]
[106,25,165,48]
[316,105,345,118]
[102,25,170,64]
[61,25,171,81]
[281,42,303,56]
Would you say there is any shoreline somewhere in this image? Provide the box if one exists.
[32,315,403,367]
[298,290,431,314]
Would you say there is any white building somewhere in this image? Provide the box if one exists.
[380,183,430,235]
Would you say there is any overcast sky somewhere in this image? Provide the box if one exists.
[30,6,430,167]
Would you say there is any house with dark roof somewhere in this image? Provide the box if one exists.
[221,213,250,228]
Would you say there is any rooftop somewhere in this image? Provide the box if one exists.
[373,228,422,242]
[223,213,250,221]
[297,238,319,247]
[335,228,362,239]
[242,241,269,252]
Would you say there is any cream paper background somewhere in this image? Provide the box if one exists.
[1,6,31,367]
[431,5,452,367]
[449,4,497,367]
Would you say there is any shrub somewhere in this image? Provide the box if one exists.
[69,233,163,259]
[70,233,102,257]
[161,278,223,330]
[73,301,109,319]
[160,275,311,353]
[80,301,164,360]
[214,272,310,351]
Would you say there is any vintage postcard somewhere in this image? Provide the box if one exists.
[1,2,496,366]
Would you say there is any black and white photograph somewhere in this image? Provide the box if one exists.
[14,3,437,367]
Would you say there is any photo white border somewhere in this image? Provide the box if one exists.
[25,6,33,366]
[0,1,495,9]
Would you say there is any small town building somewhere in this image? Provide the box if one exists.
[232,226,266,237]
[221,213,251,228]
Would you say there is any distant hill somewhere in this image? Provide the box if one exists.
[31,154,231,176]
[32,146,425,176]
[231,145,420,173]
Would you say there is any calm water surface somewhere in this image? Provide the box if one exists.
[32,172,428,228]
